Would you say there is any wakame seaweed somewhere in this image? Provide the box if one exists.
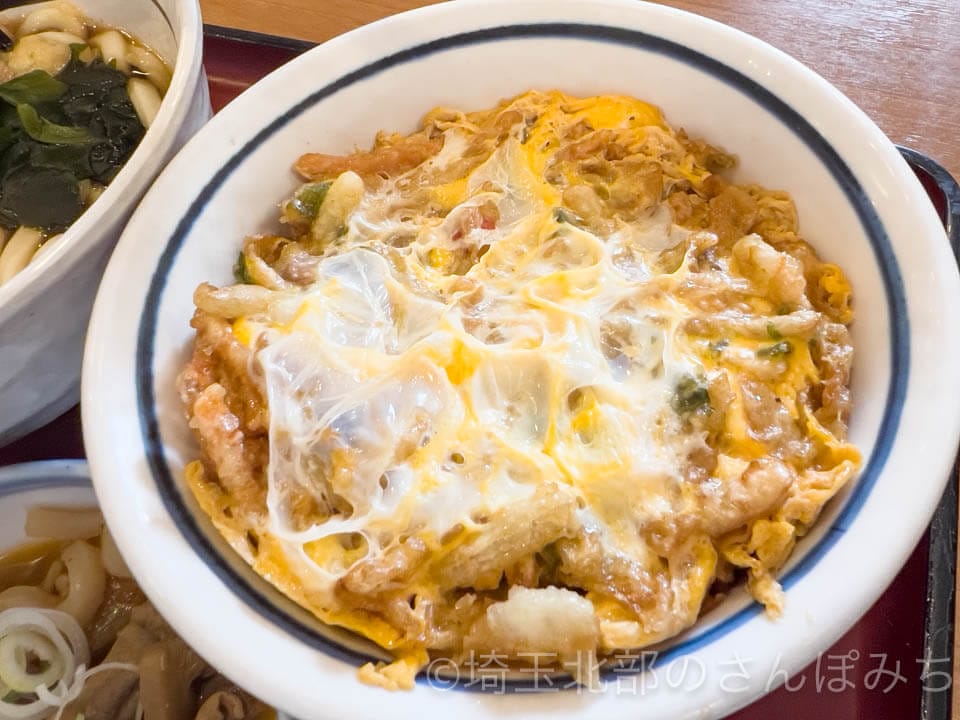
[0,56,145,231]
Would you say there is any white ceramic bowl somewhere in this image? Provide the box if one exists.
[0,461,96,548]
[0,0,210,446]
[0,460,295,719]
[81,1,960,718]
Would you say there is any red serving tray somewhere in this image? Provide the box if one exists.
[0,27,952,719]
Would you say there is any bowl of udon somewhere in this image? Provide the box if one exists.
[81,0,960,718]
[0,460,277,720]
[0,0,209,446]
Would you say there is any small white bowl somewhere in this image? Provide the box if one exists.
[0,0,210,446]
[82,1,960,719]
[0,461,295,718]
[0,460,97,547]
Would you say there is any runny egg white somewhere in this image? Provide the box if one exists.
[244,141,704,598]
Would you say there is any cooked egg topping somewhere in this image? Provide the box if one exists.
[181,91,860,687]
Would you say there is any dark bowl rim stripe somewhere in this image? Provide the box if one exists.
[0,460,92,496]
[135,21,909,691]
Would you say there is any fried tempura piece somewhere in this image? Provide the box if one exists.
[296,133,442,181]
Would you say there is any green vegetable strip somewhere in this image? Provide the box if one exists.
[0,71,67,106]
[552,207,582,225]
[757,340,792,357]
[16,105,92,145]
[234,251,254,285]
[672,375,710,415]
[292,181,332,219]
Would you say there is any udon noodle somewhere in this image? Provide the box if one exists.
[0,506,272,720]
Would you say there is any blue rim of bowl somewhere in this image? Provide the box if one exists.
[134,22,909,691]
[0,461,91,496]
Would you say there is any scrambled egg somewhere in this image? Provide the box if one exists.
[180,90,860,687]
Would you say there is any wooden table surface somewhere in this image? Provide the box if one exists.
[199,0,960,181]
